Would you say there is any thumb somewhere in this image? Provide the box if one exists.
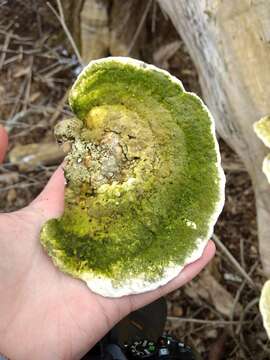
[31,165,65,220]
[0,125,8,163]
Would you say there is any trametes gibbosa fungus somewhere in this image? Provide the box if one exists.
[40,57,225,297]
[260,280,270,339]
[254,116,270,337]
[253,116,270,183]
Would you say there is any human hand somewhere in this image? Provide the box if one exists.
[0,125,215,360]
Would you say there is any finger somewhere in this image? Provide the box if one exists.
[128,240,215,311]
[83,240,214,352]
[30,166,65,220]
[0,125,8,164]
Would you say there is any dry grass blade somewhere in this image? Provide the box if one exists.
[0,30,12,69]
[127,0,153,55]
[212,234,256,289]
[22,55,33,112]
[46,0,83,65]
[6,77,28,130]
[230,260,259,324]
[236,297,260,335]
[167,317,251,326]
[49,92,68,126]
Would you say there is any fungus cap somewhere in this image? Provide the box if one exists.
[40,57,225,297]
[253,116,270,183]
[253,116,270,148]
[263,154,270,184]
[260,280,270,339]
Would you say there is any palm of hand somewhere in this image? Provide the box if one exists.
[0,127,215,360]
[0,205,131,360]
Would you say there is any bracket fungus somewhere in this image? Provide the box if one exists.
[40,57,225,297]
[253,116,270,183]
[254,117,270,339]
[260,280,270,339]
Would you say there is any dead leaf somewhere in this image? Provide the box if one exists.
[185,269,242,317]
[198,270,242,317]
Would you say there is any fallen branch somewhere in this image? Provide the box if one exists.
[46,0,83,65]
[167,317,251,326]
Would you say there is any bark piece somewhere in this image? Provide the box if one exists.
[109,0,148,58]
[80,0,110,63]
[62,0,84,51]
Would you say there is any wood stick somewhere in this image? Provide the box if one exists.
[212,234,256,288]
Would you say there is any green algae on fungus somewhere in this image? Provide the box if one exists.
[40,57,225,297]
[253,116,270,183]
[254,116,270,148]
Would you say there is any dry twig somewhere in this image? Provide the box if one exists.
[0,31,12,69]
[230,260,259,324]
[167,317,251,326]
[46,0,83,65]
[127,0,153,55]
[212,234,256,288]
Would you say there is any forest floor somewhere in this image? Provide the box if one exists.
[0,1,269,359]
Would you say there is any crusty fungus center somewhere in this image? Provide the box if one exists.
[56,104,157,194]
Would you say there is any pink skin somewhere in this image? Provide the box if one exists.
[0,125,215,360]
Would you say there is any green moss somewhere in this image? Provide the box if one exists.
[40,58,223,285]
